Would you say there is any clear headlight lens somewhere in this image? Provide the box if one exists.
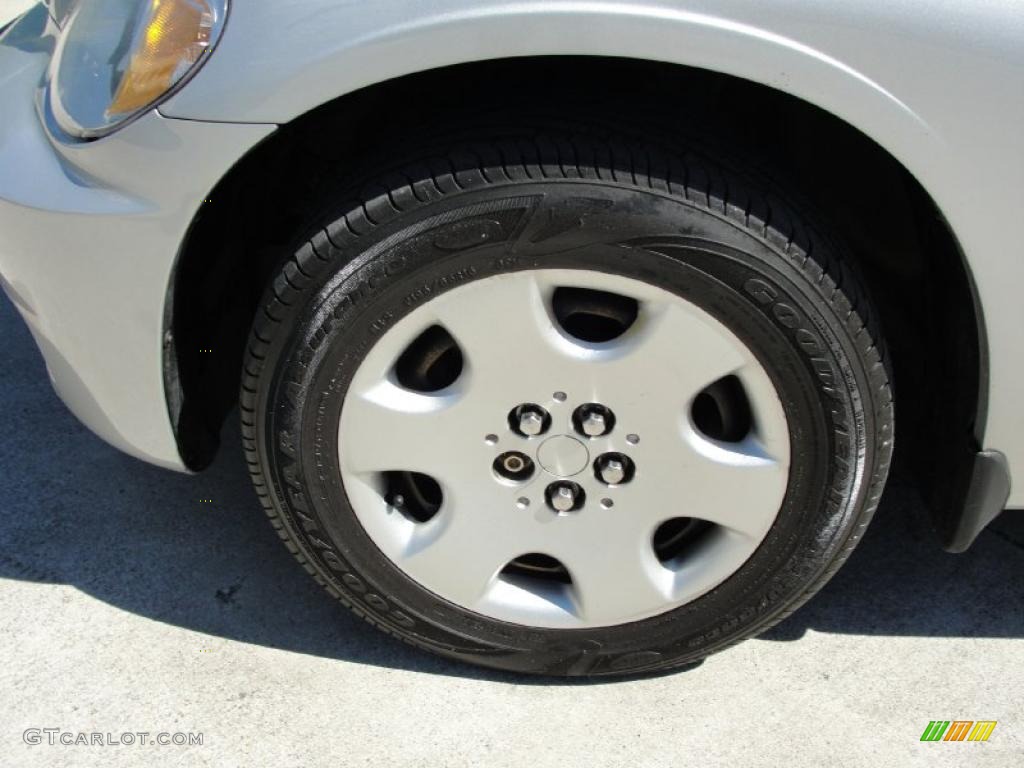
[49,0,227,138]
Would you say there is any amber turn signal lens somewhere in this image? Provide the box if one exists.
[107,0,216,116]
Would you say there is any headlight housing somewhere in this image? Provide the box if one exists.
[47,0,228,139]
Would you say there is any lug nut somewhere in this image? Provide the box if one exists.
[503,454,526,473]
[599,458,626,485]
[546,481,584,513]
[595,453,634,486]
[552,486,575,511]
[519,410,544,436]
[573,403,615,438]
[581,411,607,436]
[494,451,534,482]
[509,403,550,437]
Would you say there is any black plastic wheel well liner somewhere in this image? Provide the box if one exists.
[165,56,985,545]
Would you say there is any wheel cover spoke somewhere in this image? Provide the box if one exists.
[341,381,470,475]
[594,298,750,406]
[397,491,516,609]
[615,433,788,540]
[554,521,672,624]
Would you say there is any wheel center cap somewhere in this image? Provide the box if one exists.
[537,435,590,478]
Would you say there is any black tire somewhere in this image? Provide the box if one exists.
[240,125,893,677]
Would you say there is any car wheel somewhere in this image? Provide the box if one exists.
[240,127,893,676]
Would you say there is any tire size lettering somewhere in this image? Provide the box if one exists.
[402,265,479,308]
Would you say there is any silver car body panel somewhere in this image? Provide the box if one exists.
[1,2,1022,505]
[0,7,274,470]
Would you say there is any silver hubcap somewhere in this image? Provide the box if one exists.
[339,269,790,628]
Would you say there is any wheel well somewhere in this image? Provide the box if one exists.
[168,56,982,533]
